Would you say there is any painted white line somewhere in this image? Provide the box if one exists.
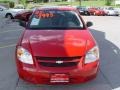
[112,87,120,90]
[0,44,16,49]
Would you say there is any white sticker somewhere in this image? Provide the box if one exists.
[30,18,40,25]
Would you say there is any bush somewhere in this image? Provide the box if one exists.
[0,1,9,3]
[20,0,27,8]
[9,2,15,8]
[0,0,15,8]
[105,0,112,6]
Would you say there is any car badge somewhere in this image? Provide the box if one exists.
[56,60,63,64]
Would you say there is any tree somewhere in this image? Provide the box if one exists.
[79,0,81,6]
[20,0,27,8]
[105,0,112,6]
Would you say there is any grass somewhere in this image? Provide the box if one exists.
[17,0,120,9]
[81,0,106,6]
[27,0,106,8]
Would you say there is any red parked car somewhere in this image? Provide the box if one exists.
[16,6,100,84]
[14,9,33,21]
[88,7,106,16]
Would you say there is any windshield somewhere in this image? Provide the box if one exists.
[28,10,84,30]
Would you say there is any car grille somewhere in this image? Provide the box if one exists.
[36,56,81,61]
[40,62,78,67]
[35,56,81,67]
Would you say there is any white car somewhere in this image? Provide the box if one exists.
[0,5,8,18]
[4,5,25,19]
[114,8,120,15]
[103,7,119,16]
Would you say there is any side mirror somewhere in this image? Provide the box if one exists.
[86,21,93,27]
[19,20,26,27]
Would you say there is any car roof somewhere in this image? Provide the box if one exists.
[35,6,76,11]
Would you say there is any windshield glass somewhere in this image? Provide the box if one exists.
[29,10,84,30]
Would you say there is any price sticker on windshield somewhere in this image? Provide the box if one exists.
[34,10,54,18]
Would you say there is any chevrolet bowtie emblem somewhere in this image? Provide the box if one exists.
[56,61,63,64]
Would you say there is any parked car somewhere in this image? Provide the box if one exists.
[88,7,106,16]
[77,6,90,15]
[14,9,33,21]
[88,8,97,15]
[102,7,119,16]
[16,6,99,84]
[114,8,120,15]
[96,7,107,16]
[4,5,25,19]
[0,5,8,18]
[14,6,38,21]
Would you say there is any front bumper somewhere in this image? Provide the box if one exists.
[17,60,99,84]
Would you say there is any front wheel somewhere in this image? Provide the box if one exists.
[5,14,13,19]
[86,12,90,16]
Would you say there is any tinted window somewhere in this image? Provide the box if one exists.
[29,10,84,30]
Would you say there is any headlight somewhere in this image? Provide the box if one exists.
[85,46,99,64]
[17,46,33,64]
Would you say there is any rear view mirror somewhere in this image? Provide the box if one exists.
[19,20,26,27]
[86,21,93,27]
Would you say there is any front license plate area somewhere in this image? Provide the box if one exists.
[50,74,69,83]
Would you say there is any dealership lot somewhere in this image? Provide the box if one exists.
[0,16,120,90]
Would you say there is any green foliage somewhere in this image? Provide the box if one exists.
[34,0,47,3]
[0,0,15,8]
[0,0,11,3]
[9,2,14,8]
[26,0,120,8]
[19,0,27,8]
[105,0,112,6]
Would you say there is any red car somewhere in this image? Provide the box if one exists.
[14,10,33,21]
[16,6,99,84]
[88,8,106,16]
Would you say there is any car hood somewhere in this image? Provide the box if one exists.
[9,9,24,12]
[21,30,95,57]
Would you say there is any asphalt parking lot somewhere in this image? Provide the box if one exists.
[0,16,120,90]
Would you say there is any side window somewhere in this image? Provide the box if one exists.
[65,13,80,27]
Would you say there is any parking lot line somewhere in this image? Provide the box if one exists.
[0,44,16,49]
[113,87,120,90]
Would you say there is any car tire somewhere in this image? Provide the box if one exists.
[86,12,90,16]
[5,14,14,19]
[88,12,91,16]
